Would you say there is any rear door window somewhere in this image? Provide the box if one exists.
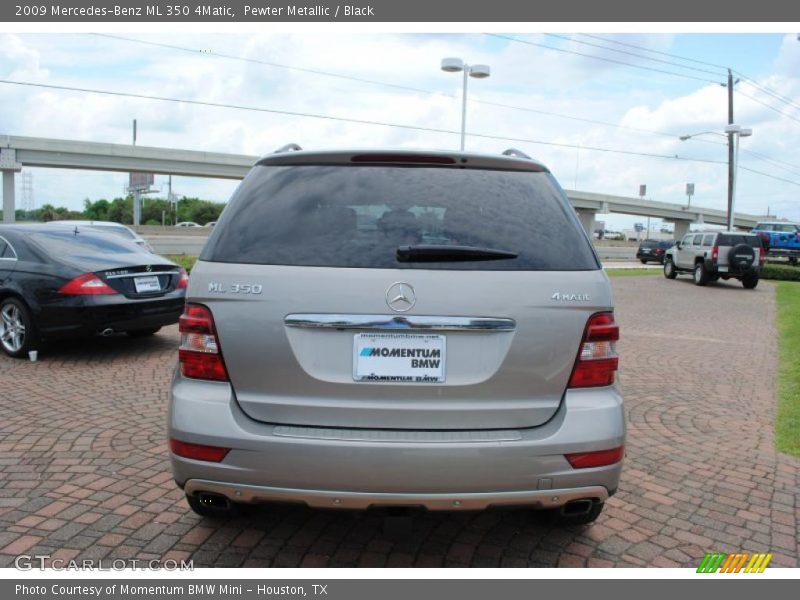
[717,234,760,248]
[693,234,703,246]
[203,165,599,271]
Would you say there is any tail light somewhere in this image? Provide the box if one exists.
[169,438,229,462]
[568,312,619,388]
[58,273,118,295]
[176,268,189,289]
[711,245,719,263]
[178,303,229,381]
[655,248,664,255]
[565,446,624,469]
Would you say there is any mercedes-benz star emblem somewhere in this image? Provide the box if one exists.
[386,282,416,313]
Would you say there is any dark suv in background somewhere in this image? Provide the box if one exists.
[636,239,674,264]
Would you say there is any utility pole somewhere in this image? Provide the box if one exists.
[726,69,734,231]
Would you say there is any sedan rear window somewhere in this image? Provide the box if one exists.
[203,165,599,271]
[29,231,139,255]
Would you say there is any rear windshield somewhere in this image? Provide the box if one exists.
[29,231,139,255]
[640,241,658,248]
[202,165,598,271]
[717,234,760,248]
[88,225,137,240]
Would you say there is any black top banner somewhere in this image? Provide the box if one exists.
[3,0,800,22]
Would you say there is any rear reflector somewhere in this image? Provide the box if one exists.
[58,273,118,295]
[169,438,229,462]
[568,312,619,389]
[565,446,625,469]
[178,303,229,381]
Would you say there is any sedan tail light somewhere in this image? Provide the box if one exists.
[568,312,619,388]
[58,273,118,295]
[178,303,229,381]
[176,268,189,289]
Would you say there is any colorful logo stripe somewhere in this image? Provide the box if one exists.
[697,552,772,573]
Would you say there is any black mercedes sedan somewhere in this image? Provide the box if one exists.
[0,224,187,358]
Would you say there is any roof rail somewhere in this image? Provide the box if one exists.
[274,143,303,154]
[502,148,531,159]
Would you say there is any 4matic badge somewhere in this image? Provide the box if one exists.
[551,292,591,302]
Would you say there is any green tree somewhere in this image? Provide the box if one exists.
[84,198,110,220]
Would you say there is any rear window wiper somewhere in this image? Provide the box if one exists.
[396,245,518,262]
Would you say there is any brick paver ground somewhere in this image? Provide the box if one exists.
[0,276,797,567]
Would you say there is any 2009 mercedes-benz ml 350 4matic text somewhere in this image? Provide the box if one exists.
[169,146,625,524]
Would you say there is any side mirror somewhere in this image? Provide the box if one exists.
[675,241,681,249]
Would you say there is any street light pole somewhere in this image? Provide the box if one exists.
[679,124,750,231]
[726,125,752,231]
[441,58,491,152]
[727,69,735,233]
[460,68,469,152]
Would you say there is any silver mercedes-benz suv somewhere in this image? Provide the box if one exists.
[168,146,625,525]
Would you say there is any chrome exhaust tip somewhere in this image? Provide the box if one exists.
[561,499,594,516]
[100,328,114,337]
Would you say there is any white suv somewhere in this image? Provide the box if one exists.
[663,231,763,288]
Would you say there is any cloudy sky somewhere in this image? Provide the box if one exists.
[1,32,799,229]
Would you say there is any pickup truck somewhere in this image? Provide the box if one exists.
[752,221,800,265]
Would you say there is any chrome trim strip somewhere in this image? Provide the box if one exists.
[284,314,516,332]
[104,270,179,279]
[273,425,522,443]
[183,480,609,511]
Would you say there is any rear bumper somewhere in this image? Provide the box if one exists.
[168,374,625,510]
[184,480,609,511]
[37,293,184,339]
[766,248,800,258]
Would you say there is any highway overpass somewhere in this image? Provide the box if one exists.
[1,134,761,238]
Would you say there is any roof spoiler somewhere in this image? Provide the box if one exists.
[274,143,303,154]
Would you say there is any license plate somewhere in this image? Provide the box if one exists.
[353,333,446,383]
[134,275,161,293]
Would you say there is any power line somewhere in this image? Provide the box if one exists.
[543,33,727,78]
[740,165,800,188]
[740,149,800,178]
[576,33,731,71]
[0,77,731,166]
[486,33,724,85]
[735,88,800,126]
[736,74,800,112]
[91,32,722,146]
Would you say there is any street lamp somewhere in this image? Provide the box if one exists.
[441,57,491,151]
[679,126,752,231]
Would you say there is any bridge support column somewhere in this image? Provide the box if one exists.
[575,209,596,237]
[670,220,691,240]
[1,149,22,224]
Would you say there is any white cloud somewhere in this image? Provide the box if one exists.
[1,32,798,228]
